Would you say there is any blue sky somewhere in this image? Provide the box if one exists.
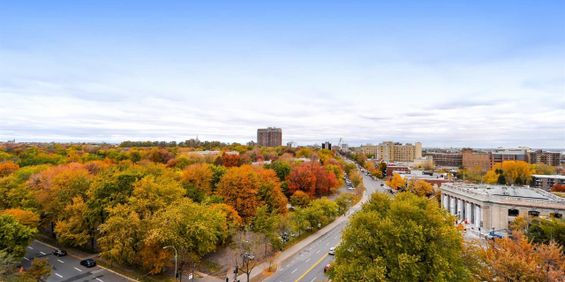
[1,1,564,147]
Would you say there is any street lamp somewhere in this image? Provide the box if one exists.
[163,246,178,281]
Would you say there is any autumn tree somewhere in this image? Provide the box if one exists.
[407,180,433,197]
[0,161,19,177]
[290,191,311,208]
[29,163,92,225]
[97,204,146,266]
[533,163,557,175]
[128,175,186,219]
[55,196,92,247]
[216,166,287,221]
[23,258,51,281]
[0,209,39,227]
[143,199,228,275]
[330,192,469,281]
[386,173,406,190]
[0,214,36,258]
[287,162,338,197]
[181,163,213,201]
[484,161,534,185]
[467,232,564,281]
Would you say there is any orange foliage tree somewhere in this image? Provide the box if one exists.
[287,162,338,197]
[0,161,19,177]
[181,163,213,194]
[216,165,286,221]
[0,208,40,227]
[386,173,406,190]
[469,232,565,281]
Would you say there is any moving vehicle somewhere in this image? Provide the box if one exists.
[328,247,335,255]
[80,258,96,268]
[53,249,67,257]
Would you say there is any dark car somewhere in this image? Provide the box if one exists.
[80,258,96,268]
[324,263,332,273]
[53,249,67,257]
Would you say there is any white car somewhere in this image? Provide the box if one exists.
[328,247,335,255]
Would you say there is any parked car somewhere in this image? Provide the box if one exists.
[486,231,505,240]
[328,247,335,255]
[80,258,96,268]
[53,249,67,257]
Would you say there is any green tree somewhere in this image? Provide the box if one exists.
[0,214,36,258]
[527,218,565,247]
[143,199,228,274]
[330,192,469,281]
[335,193,356,215]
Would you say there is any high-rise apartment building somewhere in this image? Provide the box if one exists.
[322,141,332,150]
[375,141,422,162]
[257,127,282,147]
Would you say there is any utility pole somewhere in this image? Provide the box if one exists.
[163,246,178,281]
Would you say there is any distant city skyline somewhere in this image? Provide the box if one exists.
[1,1,564,147]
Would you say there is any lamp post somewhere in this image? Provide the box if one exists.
[163,246,178,281]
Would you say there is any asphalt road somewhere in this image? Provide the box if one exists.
[266,172,390,282]
[23,240,130,282]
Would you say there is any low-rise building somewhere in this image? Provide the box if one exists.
[462,149,491,172]
[440,183,565,233]
[425,152,463,167]
[531,174,565,190]
[528,150,561,166]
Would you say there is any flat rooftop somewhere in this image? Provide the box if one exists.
[442,183,565,205]
[532,174,565,180]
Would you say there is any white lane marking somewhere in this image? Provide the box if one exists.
[74,267,82,272]
[23,257,30,261]
[291,268,298,274]
[305,257,311,262]
[55,273,63,278]
[57,259,64,263]
[315,250,321,254]
[40,251,46,255]
[27,246,34,250]
[310,278,317,282]
[325,242,330,246]
[96,278,104,282]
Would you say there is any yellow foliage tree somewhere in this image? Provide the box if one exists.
[386,173,406,190]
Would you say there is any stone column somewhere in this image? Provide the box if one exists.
[465,202,472,223]
[450,197,456,215]
[457,198,463,220]
[474,205,481,229]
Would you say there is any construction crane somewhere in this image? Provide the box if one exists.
[337,137,343,148]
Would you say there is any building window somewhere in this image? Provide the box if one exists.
[550,213,562,219]
[528,211,540,217]
[508,209,519,217]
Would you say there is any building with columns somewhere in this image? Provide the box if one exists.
[440,183,565,233]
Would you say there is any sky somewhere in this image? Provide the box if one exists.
[1,1,564,148]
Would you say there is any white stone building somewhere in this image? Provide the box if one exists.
[440,183,565,233]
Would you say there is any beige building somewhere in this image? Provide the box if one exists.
[441,183,565,233]
[375,141,422,162]
[462,149,491,172]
